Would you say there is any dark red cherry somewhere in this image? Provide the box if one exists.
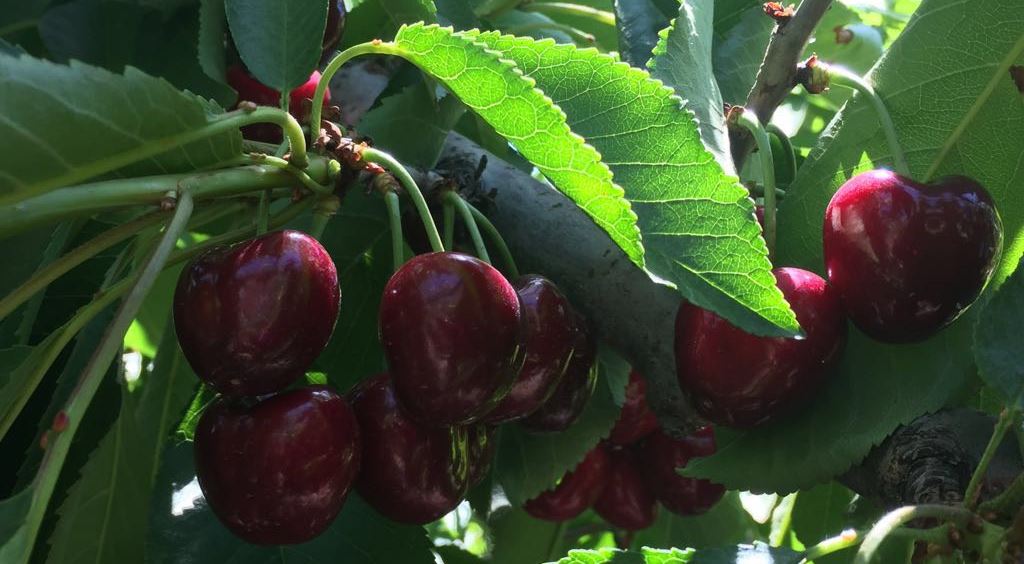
[608,370,659,446]
[226,67,332,143]
[351,373,470,524]
[379,252,525,426]
[523,445,609,522]
[594,448,657,530]
[193,386,360,545]
[675,267,846,427]
[484,275,577,424]
[466,424,497,487]
[638,428,724,516]
[520,314,597,432]
[321,0,347,56]
[823,170,1002,342]
[174,230,339,397]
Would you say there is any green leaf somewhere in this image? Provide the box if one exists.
[612,0,671,68]
[689,542,802,564]
[392,23,645,270]
[45,325,198,564]
[359,82,467,169]
[976,257,1024,409]
[0,54,241,205]
[552,547,688,564]
[711,0,773,105]
[197,0,227,82]
[146,443,436,563]
[435,0,481,29]
[489,508,562,564]
[789,483,857,549]
[685,0,1024,493]
[0,488,34,563]
[493,353,628,506]
[225,0,328,91]
[436,545,486,564]
[465,30,799,337]
[648,0,733,175]
[379,0,438,25]
[634,492,759,551]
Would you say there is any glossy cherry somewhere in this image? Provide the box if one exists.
[675,267,846,428]
[594,447,657,530]
[466,424,497,487]
[484,275,577,424]
[823,170,1002,342]
[379,252,525,426]
[174,230,339,397]
[523,445,610,522]
[351,373,470,524]
[226,66,331,143]
[638,427,724,516]
[608,370,659,446]
[193,386,360,545]
[520,313,597,432]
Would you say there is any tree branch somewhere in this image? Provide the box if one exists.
[729,0,833,172]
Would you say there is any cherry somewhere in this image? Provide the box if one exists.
[675,267,846,427]
[466,424,497,487]
[174,230,339,397]
[608,370,659,446]
[638,428,724,516]
[520,314,597,432]
[484,275,577,424]
[594,447,657,530]
[226,66,331,143]
[379,252,525,426]
[523,445,609,522]
[350,373,470,524]
[321,0,347,56]
[823,170,1002,342]
[193,386,360,545]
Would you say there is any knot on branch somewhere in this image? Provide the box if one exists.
[877,420,971,507]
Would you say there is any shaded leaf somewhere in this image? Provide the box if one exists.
[711,1,773,105]
[689,542,801,564]
[225,0,328,91]
[379,0,438,25]
[197,0,227,82]
[634,492,759,551]
[975,257,1024,409]
[489,508,562,564]
[435,0,482,29]
[613,0,670,68]
[0,488,34,563]
[359,82,466,169]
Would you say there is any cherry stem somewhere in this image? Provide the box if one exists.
[519,2,616,27]
[734,109,777,259]
[256,189,270,235]
[766,123,796,186]
[20,189,195,562]
[362,147,445,253]
[384,190,405,271]
[466,200,520,278]
[242,153,332,194]
[963,408,1016,510]
[504,22,596,45]
[310,195,341,240]
[445,191,490,263]
[443,199,456,251]
[853,504,976,564]
[827,65,911,177]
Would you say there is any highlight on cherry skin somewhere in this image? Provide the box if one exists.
[520,311,598,432]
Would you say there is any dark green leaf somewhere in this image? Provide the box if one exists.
[435,0,481,29]
[436,545,486,564]
[225,0,328,91]
[0,53,241,205]
[490,10,576,45]
[489,508,562,564]
[789,483,856,548]
[0,38,26,56]
[359,82,467,169]
[685,0,1024,493]
[613,0,670,68]
[634,493,759,551]
[467,30,799,337]
[146,443,435,563]
[553,547,695,564]
[379,0,438,25]
[689,542,801,564]
[494,354,628,505]
[976,257,1024,409]
[197,0,227,83]
[711,1,772,105]
[0,488,34,562]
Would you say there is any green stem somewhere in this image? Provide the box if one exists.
[854,505,976,564]
[964,408,1015,509]
[505,21,596,44]
[734,109,777,259]
[766,123,797,188]
[0,157,331,239]
[363,148,444,253]
[445,192,490,263]
[443,199,456,251]
[828,65,910,177]
[256,189,270,234]
[804,529,862,561]
[246,154,332,194]
[0,107,307,208]
[384,191,405,271]
[466,201,520,278]
[520,2,616,26]
[21,190,195,564]
[546,520,568,562]
[310,196,341,240]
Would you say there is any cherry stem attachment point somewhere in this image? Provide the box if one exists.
[384,190,405,272]
[825,64,911,177]
[362,147,445,253]
[964,408,1016,510]
[733,109,777,259]
[444,191,490,263]
[465,200,520,279]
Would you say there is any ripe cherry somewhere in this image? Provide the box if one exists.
[823,170,1002,342]
[520,314,597,432]
[350,373,470,524]
[466,424,497,487]
[484,275,577,424]
[379,252,525,426]
[594,447,657,530]
[608,370,659,446]
[193,386,360,545]
[638,428,724,516]
[226,66,331,143]
[523,445,609,522]
[675,267,846,427]
[174,230,339,397]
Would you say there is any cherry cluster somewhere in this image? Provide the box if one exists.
[526,371,724,531]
